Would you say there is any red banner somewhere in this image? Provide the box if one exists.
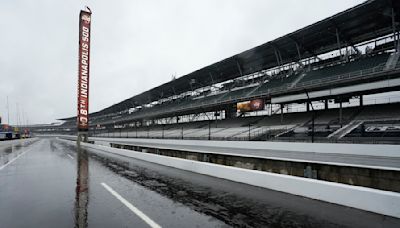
[77,10,92,130]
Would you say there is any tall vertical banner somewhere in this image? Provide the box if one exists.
[77,9,92,131]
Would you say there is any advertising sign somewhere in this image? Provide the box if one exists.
[237,99,265,113]
[77,10,92,130]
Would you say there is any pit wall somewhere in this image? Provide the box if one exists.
[109,143,400,192]
[58,138,400,218]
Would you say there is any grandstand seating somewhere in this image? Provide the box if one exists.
[355,103,400,121]
[298,53,390,84]
[85,51,397,129]
[345,120,400,140]
[277,103,400,141]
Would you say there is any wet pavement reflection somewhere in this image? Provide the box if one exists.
[84,147,400,228]
[2,138,400,228]
[74,145,89,228]
[89,152,333,228]
[0,140,36,167]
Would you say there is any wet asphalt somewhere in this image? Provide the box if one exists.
[0,138,399,228]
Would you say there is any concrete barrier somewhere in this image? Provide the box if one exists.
[59,138,400,218]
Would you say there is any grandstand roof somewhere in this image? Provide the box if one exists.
[61,0,399,120]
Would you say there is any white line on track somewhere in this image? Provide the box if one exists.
[0,149,31,171]
[101,182,162,228]
[67,154,74,159]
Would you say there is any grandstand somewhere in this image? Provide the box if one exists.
[32,0,400,144]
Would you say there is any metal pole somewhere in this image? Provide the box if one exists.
[6,96,10,124]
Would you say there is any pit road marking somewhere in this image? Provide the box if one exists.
[0,149,30,171]
[101,182,161,228]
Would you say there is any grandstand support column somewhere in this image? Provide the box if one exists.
[339,101,343,127]
[248,124,251,141]
[295,42,302,62]
[209,72,215,84]
[360,95,364,107]
[236,59,243,77]
[181,126,184,140]
[306,102,310,112]
[336,28,342,59]
[225,104,236,119]
[208,121,211,140]
[280,104,284,123]
[214,111,219,128]
[274,48,282,69]
[269,104,273,116]
[325,99,329,110]
[392,7,398,49]
[304,90,315,143]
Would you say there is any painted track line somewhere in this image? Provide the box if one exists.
[67,154,74,159]
[0,148,32,171]
[101,182,161,228]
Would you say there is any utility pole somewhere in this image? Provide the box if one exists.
[6,96,10,124]
[16,103,20,127]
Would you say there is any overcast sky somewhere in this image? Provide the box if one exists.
[0,0,366,125]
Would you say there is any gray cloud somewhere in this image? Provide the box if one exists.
[0,0,365,125]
